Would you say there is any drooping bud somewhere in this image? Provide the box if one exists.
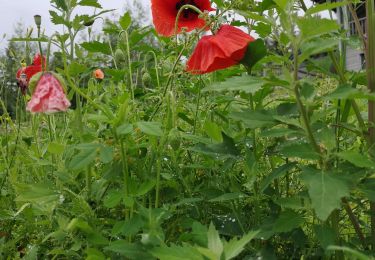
[84,20,95,27]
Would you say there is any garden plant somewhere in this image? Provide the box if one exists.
[1,0,375,258]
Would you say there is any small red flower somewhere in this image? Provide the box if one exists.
[26,73,71,113]
[186,25,255,74]
[151,0,214,37]
[16,54,45,94]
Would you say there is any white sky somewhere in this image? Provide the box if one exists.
[0,0,151,51]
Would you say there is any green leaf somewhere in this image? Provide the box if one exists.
[302,168,349,220]
[314,225,336,249]
[241,39,267,72]
[323,84,375,101]
[52,0,68,11]
[47,142,65,155]
[103,190,123,208]
[207,223,223,258]
[119,12,132,30]
[223,230,259,260]
[99,145,113,164]
[136,121,163,137]
[78,0,102,8]
[69,148,97,170]
[297,17,339,41]
[279,142,320,160]
[299,37,339,63]
[150,244,204,260]
[68,62,87,77]
[229,109,276,129]
[116,123,133,136]
[49,10,70,27]
[203,75,263,93]
[204,121,223,142]
[80,41,111,55]
[273,210,304,233]
[306,1,349,15]
[209,192,247,202]
[337,151,375,168]
[327,246,371,260]
[135,180,156,196]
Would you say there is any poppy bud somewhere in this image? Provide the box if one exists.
[34,15,42,28]
[93,69,105,80]
[115,49,125,63]
[84,20,95,27]
[142,72,152,86]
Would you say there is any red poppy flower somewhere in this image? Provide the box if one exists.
[16,53,45,94]
[26,73,71,113]
[186,25,255,74]
[151,0,214,37]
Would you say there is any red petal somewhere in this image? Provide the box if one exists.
[186,25,255,74]
[151,0,213,37]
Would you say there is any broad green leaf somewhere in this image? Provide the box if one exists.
[103,190,123,208]
[69,148,97,170]
[314,225,336,249]
[223,230,259,260]
[86,248,105,260]
[47,142,65,155]
[273,210,304,233]
[299,38,339,63]
[241,39,267,72]
[150,244,204,260]
[279,142,320,160]
[229,109,276,129]
[337,151,375,168]
[207,223,223,258]
[203,75,263,93]
[99,145,113,164]
[116,123,133,136]
[302,168,349,220]
[119,12,132,30]
[81,41,111,55]
[204,121,223,142]
[190,133,240,158]
[68,62,87,77]
[297,17,339,41]
[135,180,156,196]
[136,121,163,137]
[105,241,153,259]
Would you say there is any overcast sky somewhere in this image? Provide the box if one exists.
[0,0,151,52]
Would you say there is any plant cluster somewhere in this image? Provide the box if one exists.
[1,0,375,258]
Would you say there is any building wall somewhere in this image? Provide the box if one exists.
[346,47,364,71]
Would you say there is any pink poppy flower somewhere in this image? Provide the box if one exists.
[27,73,71,113]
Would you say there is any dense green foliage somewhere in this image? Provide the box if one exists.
[1,0,375,258]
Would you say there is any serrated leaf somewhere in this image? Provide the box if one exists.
[337,151,375,168]
[69,148,97,170]
[273,210,304,233]
[204,121,223,142]
[81,41,111,55]
[208,223,223,258]
[224,230,259,260]
[302,168,349,220]
[78,0,102,8]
